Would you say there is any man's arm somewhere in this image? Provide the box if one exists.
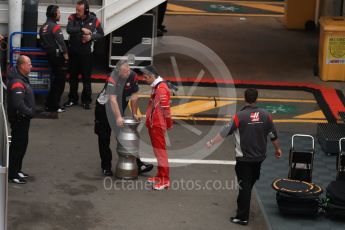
[206,133,224,148]
[81,17,104,43]
[130,92,140,120]
[272,139,282,158]
[0,34,3,42]
[267,114,282,158]
[157,87,172,129]
[91,18,104,41]
[206,115,238,148]
[109,95,124,127]
[52,25,68,59]
[66,15,82,34]
[10,82,34,118]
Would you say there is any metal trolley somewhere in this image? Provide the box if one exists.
[288,134,315,182]
[9,31,50,94]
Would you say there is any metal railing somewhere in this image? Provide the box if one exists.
[0,64,9,230]
[9,32,50,94]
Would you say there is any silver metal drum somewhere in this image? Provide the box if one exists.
[115,117,140,179]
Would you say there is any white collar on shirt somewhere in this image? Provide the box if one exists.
[151,76,163,87]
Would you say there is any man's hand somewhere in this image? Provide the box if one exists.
[206,140,213,149]
[205,134,223,149]
[82,34,92,43]
[0,34,4,42]
[63,53,69,62]
[133,114,141,122]
[116,117,125,127]
[166,118,173,130]
[81,28,92,35]
[275,149,282,158]
[167,123,173,130]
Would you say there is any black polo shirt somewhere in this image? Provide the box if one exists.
[106,70,139,114]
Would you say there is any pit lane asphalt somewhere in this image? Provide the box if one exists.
[7,13,344,230]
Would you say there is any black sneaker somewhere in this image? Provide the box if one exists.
[64,100,78,107]
[83,103,91,110]
[44,107,57,112]
[103,169,113,176]
[18,171,29,178]
[230,217,248,226]
[138,163,153,174]
[157,29,164,37]
[159,25,167,32]
[9,177,27,184]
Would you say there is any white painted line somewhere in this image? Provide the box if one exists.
[140,158,236,165]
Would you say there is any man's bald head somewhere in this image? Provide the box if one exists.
[116,60,130,79]
[17,55,32,76]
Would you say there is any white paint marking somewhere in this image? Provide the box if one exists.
[140,158,236,165]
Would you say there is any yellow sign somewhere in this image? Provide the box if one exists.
[327,36,345,64]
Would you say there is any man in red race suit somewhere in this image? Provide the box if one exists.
[140,66,173,190]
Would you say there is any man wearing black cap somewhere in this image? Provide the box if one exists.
[141,65,173,190]
[39,5,68,113]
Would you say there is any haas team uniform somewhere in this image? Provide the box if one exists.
[66,11,104,106]
[39,17,68,111]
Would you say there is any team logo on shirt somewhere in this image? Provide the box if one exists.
[250,112,260,122]
[126,83,130,87]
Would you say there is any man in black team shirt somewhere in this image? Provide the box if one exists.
[7,56,36,184]
[207,88,282,225]
[94,60,153,176]
[39,5,68,113]
[64,0,104,110]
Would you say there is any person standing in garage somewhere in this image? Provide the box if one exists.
[141,65,173,190]
[64,0,104,110]
[7,56,36,184]
[39,4,69,113]
[206,88,282,225]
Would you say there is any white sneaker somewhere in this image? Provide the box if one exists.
[57,107,66,113]
[9,177,27,184]
[18,171,29,178]
[153,181,170,190]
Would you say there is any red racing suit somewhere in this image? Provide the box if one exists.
[146,80,172,180]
